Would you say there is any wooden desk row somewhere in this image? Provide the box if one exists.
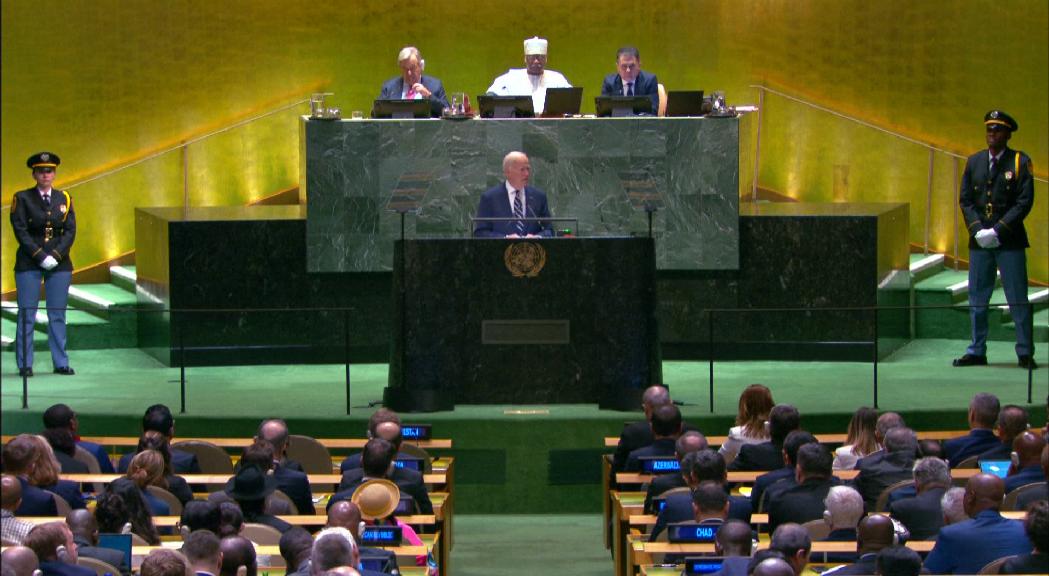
[1,434,453,451]
[603,430,971,448]
[61,472,448,486]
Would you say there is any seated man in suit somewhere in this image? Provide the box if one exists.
[887,456,951,540]
[279,527,314,576]
[768,523,812,576]
[180,500,222,536]
[978,404,1029,461]
[850,426,917,510]
[340,409,402,473]
[255,418,305,473]
[944,392,1001,466]
[821,514,896,576]
[650,449,751,540]
[239,440,314,517]
[766,443,840,532]
[2,474,36,545]
[117,404,201,474]
[600,46,659,115]
[729,404,800,472]
[473,151,553,238]
[924,473,1029,574]
[42,403,114,474]
[625,403,683,472]
[614,385,674,473]
[219,536,257,576]
[327,500,398,575]
[182,529,222,576]
[377,46,448,118]
[644,431,707,512]
[66,510,130,576]
[1013,444,1048,511]
[874,546,923,576]
[3,436,58,516]
[940,486,969,526]
[1000,500,1048,574]
[23,521,96,576]
[1005,431,1047,493]
[712,520,753,576]
[822,485,864,541]
[750,430,818,512]
[329,438,432,515]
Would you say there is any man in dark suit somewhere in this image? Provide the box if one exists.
[1005,431,1047,493]
[750,430,818,512]
[473,151,553,238]
[3,436,59,516]
[887,456,951,540]
[327,501,398,575]
[279,527,314,576]
[625,404,683,472]
[1013,444,1048,511]
[644,431,707,512]
[944,393,1002,466]
[67,510,129,576]
[117,404,201,474]
[238,440,314,517]
[953,110,1037,370]
[23,521,96,576]
[711,520,753,576]
[219,536,257,576]
[821,515,896,576]
[600,46,659,115]
[330,438,433,515]
[874,546,923,576]
[42,403,115,473]
[769,524,812,576]
[1000,500,1048,574]
[650,449,751,540]
[851,426,917,510]
[729,404,800,472]
[255,418,305,472]
[377,46,449,118]
[182,529,222,576]
[766,443,840,532]
[978,404,1030,461]
[340,409,409,473]
[925,473,1029,574]
[613,385,672,474]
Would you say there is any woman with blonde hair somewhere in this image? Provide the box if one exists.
[719,384,775,464]
[25,434,85,509]
[833,406,880,470]
[126,449,171,516]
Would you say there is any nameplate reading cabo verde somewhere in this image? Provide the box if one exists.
[504,242,546,277]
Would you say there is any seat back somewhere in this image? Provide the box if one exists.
[146,485,183,515]
[269,489,299,515]
[171,440,232,490]
[47,490,72,517]
[286,434,333,474]
[242,522,283,545]
[1003,481,1047,511]
[77,556,122,576]
[953,455,980,469]
[657,83,668,117]
[802,518,830,541]
[874,479,915,512]
[398,443,433,474]
[130,532,150,546]
[73,445,105,493]
[978,555,1018,574]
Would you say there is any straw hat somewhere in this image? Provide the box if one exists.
[351,479,401,520]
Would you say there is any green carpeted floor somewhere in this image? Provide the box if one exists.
[452,515,607,576]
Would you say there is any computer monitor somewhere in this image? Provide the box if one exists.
[477,95,535,118]
[542,87,583,117]
[979,460,1011,479]
[371,99,432,119]
[665,90,705,117]
[594,95,655,117]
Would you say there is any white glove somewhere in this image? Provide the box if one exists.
[41,255,59,270]
[975,228,1000,249]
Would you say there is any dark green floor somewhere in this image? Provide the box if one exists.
[452,515,607,576]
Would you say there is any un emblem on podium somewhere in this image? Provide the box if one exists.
[504,242,547,278]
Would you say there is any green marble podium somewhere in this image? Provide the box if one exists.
[302,115,752,272]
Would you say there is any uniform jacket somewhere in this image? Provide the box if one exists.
[960,147,1034,250]
[10,186,76,272]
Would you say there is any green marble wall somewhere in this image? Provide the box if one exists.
[304,116,749,272]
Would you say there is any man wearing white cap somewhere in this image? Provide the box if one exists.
[486,37,571,114]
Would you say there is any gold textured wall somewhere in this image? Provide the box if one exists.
[3,0,1047,292]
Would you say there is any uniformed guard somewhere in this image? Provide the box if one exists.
[10,152,77,377]
[954,111,1037,370]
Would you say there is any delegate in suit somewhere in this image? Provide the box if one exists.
[377,46,449,118]
[600,46,659,115]
[474,151,553,238]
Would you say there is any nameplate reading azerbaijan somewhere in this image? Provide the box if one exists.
[640,457,680,474]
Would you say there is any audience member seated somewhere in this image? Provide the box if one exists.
[748,553,793,576]
[1000,500,1048,574]
[769,523,811,576]
[182,530,222,576]
[135,431,193,505]
[924,473,1028,574]
[42,404,114,474]
[1013,444,1048,510]
[351,480,427,567]
[117,404,201,474]
[978,404,1030,461]
[23,521,95,576]
[874,545,923,576]
[822,514,895,575]
[729,404,800,472]
[710,519,752,576]
[340,409,403,473]
[19,435,85,511]
[613,385,671,474]
[650,449,751,540]
[767,443,840,532]
[40,429,88,474]
[850,426,917,510]
[238,440,314,516]
[643,431,707,511]
[918,438,945,460]
[939,486,969,526]
[66,509,130,576]
[719,384,775,465]
[218,501,244,538]
[750,430,818,512]
[833,406,879,471]
[179,500,222,537]
[625,403,684,472]
[219,536,257,576]
[279,527,314,576]
[139,549,192,576]
[661,481,729,564]
[855,412,904,465]
[2,474,35,545]
[330,438,433,515]
[1,545,40,576]
[820,485,864,563]
[327,500,398,574]
[887,457,951,540]
[105,478,161,545]
[310,528,363,576]
[222,465,291,533]
[1005,431,1046,493]
[943,392,1001,467]
[126,450,172,516]
[256,418,306,472]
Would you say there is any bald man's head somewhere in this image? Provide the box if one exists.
[1012,431,1046,468]
[964,473,1005,516]
[715,520,752,557]
[857,514,894,553]
[327,500,363,536]
[2,474,23,511]
[65,509,98,543]
[373,421,402,449]
[1,546,39,576]
[752,558,795,576]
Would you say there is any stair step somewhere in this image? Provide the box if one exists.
[1,317,49,350]
[109,265,137,293]
[909,253,945,283]
[68,283,138,320]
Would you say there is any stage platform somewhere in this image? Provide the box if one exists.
[2,338,1045,514]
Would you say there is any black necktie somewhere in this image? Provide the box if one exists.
[990,156,998,176]
[626,82,634,96]
[43,193,50,205]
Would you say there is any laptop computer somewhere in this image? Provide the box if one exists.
[979,460,1011,479]
[542,87,583,117]
[665,90,705,117]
